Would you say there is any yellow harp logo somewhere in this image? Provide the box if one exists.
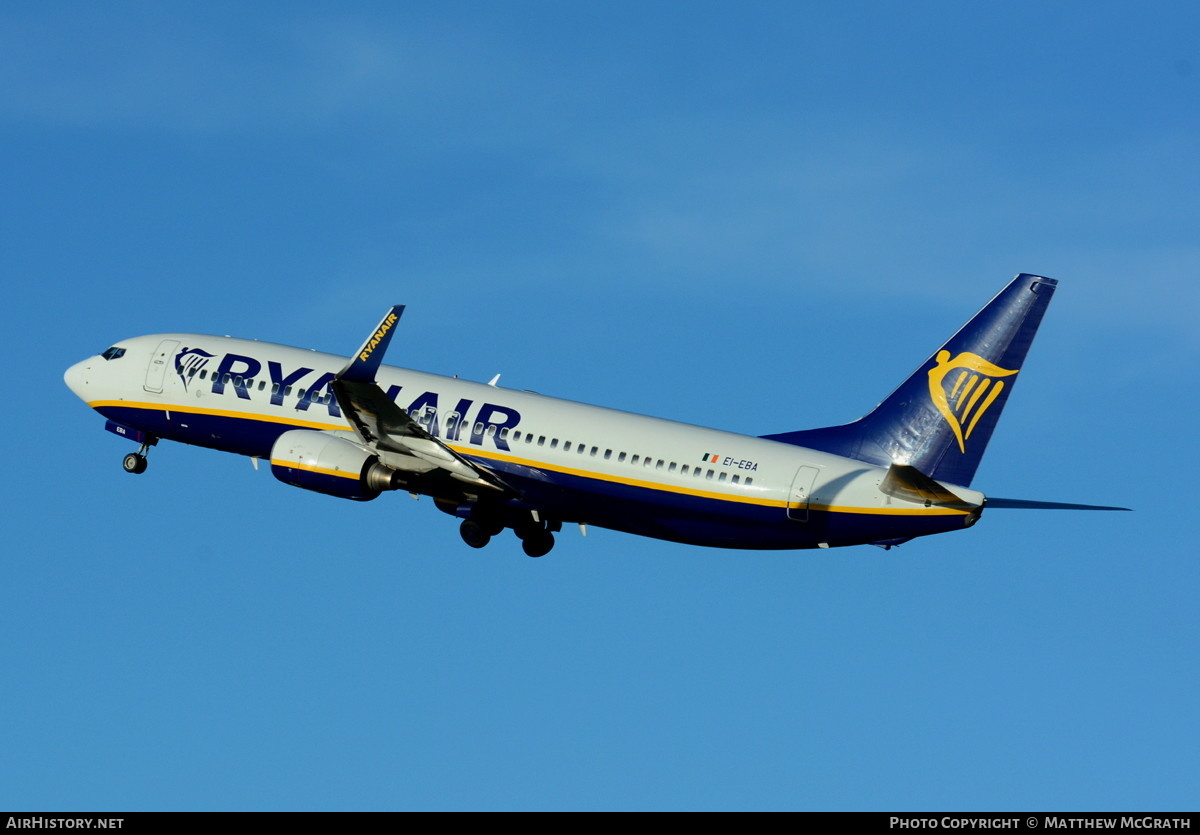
[927,350,1019,454]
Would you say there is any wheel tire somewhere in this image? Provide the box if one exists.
[522,532,554,558]
[123,453,147,474]
[459,519,491,549]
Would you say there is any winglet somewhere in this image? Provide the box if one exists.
[338,305,405,383]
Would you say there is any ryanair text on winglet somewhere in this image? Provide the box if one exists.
[360,312,399,362]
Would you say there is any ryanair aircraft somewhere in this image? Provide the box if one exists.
[64,274,1126,557]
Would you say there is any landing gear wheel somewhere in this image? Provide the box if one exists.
[459,519,491,549]
[122,453,147,474]
[521,531,555,558]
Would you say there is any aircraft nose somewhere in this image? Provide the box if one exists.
[64,359,93,400]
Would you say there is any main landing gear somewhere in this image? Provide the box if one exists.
[459,518,500,549]
[121,439,156,475]
[517,527,555,558]
[457,517,558,557]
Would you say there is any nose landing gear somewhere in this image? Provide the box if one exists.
[121,439,157,474]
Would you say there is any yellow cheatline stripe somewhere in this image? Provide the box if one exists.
[819,504,969,516]
[93,401,968,517]
[269,459,360,480]
[446,446,970,517]
[88,400,347,432]
[448,444,787,507]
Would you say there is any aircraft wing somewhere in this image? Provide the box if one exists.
[331,306,512,494]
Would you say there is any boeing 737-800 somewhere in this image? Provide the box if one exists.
[64,274,1126,557]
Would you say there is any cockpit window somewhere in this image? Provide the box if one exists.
[101,347,126,361]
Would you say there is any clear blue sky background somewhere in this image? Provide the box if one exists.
[3,2,1196,811]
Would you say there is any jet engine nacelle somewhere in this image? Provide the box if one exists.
[270,429,399,501]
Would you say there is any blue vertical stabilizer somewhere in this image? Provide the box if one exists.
[762,274,1057,488]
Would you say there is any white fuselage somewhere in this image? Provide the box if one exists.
[65,333,983,549]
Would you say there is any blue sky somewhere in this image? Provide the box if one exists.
[3,2,1197,811]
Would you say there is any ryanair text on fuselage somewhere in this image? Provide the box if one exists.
[204,350,521,450]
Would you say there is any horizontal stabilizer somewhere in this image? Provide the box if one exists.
[985,498,1131,511]
[880,463,978,509]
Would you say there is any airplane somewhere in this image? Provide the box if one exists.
[63,273,1127,557]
